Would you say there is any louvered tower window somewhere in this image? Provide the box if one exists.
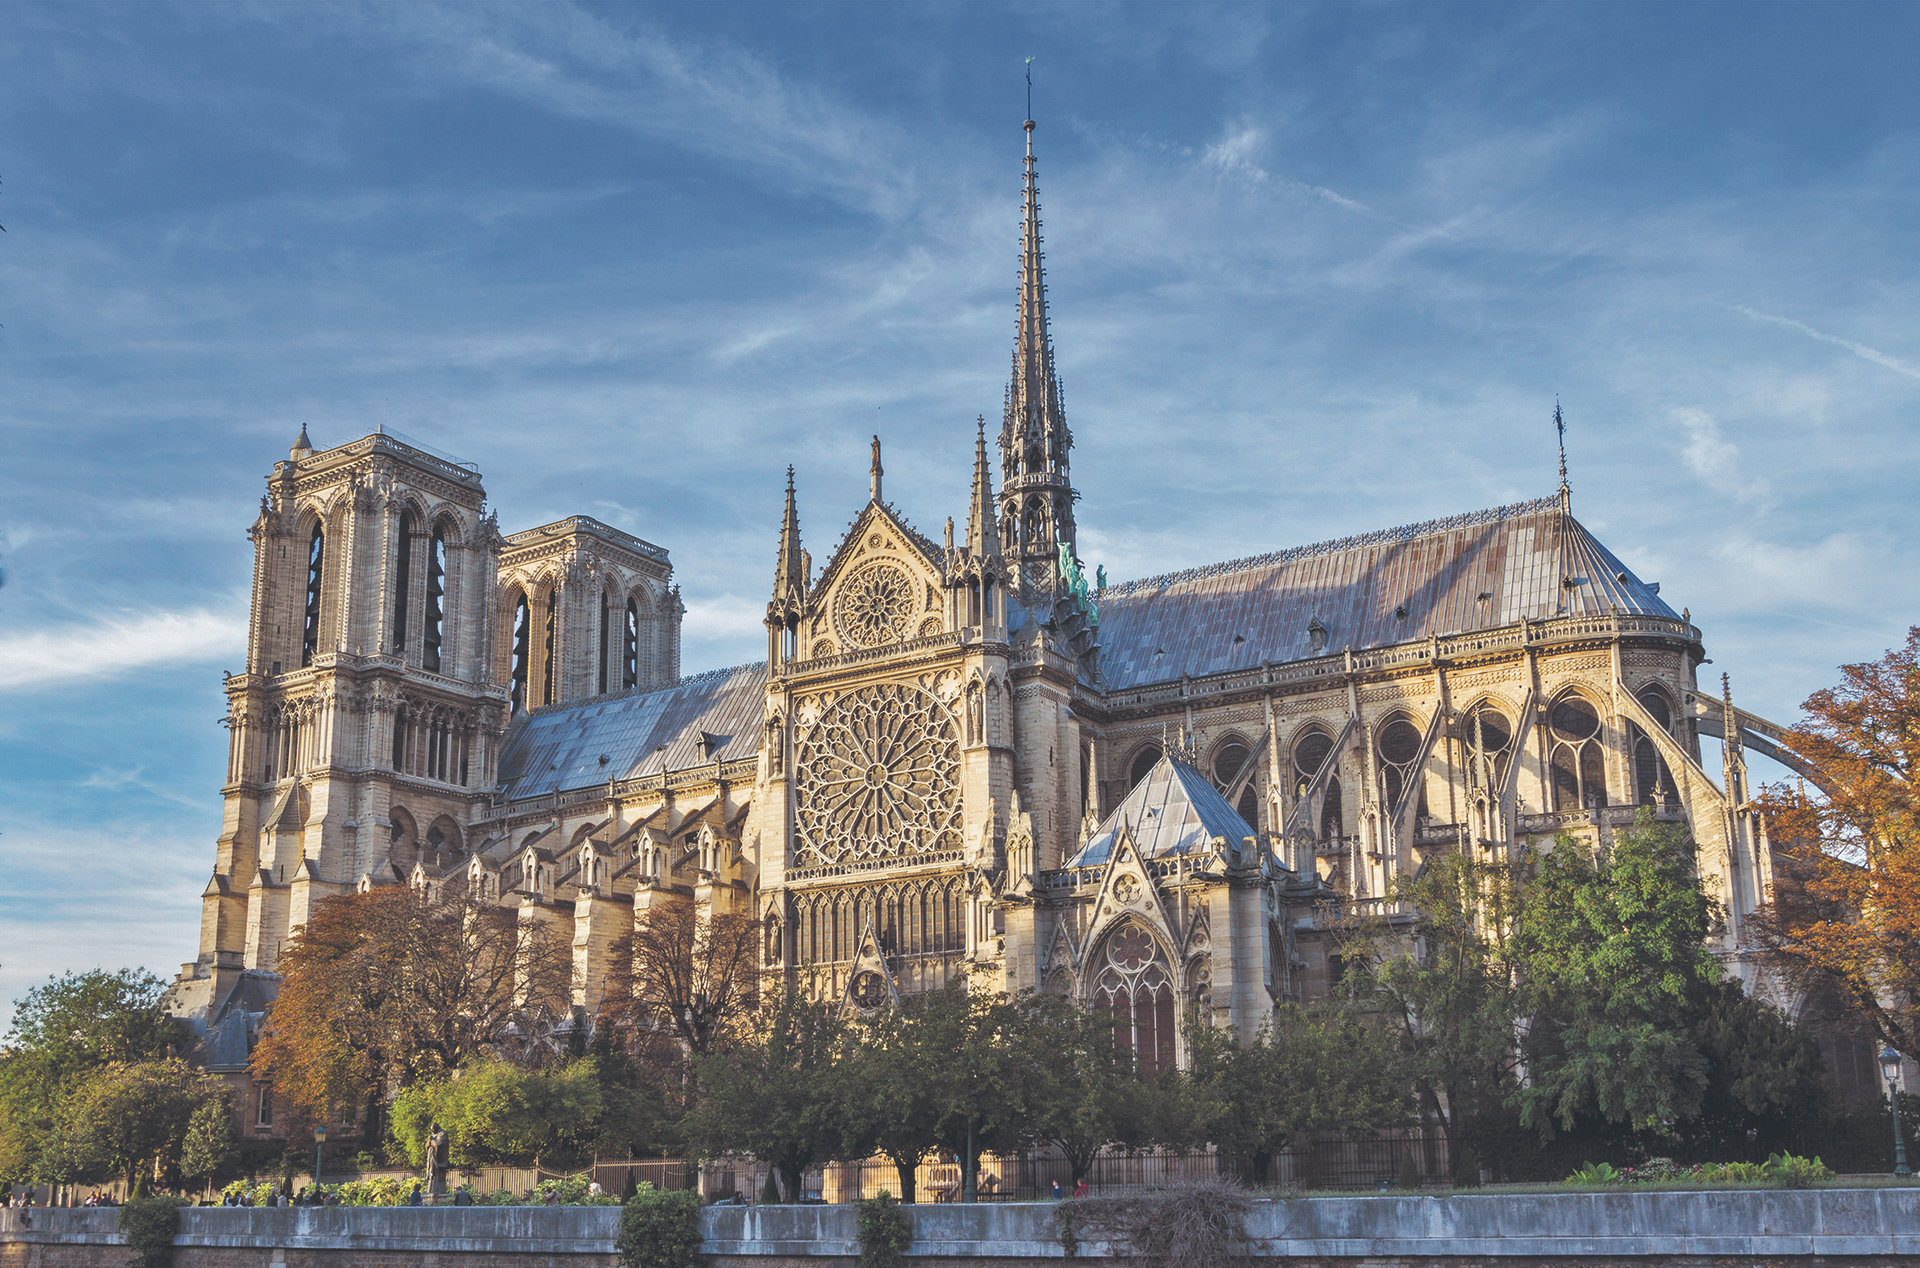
[423,524,446,673]
[509,593,530,714]
[541,588,559,706]
[390,511,412,653]
[301,523,325,667]
[624,599,640,689]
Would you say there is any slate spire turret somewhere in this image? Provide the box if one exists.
[767,467,807,668]
[967,416,1001,560]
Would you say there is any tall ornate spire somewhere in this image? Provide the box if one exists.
[967,416,1000,559]
[999,117,1076,605]
[773,466,805,606]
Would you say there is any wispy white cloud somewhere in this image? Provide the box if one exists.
[0,611,246,692]
[1733,306,1920,381]
[1672,407,1774,508]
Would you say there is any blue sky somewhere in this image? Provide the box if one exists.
[2,2,1916,1007]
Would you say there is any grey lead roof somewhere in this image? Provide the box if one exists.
[1068,756,1258,868]
[497,663,768,801]
[1095,497,1675,690]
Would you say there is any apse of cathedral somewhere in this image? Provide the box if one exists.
[167,119,1808,1070]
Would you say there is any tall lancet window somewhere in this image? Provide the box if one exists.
[623,599,640,689]
[541,588,560,706]
[509,593,530,714]
[390,511,413,654]
[301,523,325,667]
[598,593,610,695]
[423,523,446,674]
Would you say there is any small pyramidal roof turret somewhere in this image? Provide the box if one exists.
[773,466,805,606]
[966,416,1000,559]
[291,424,314,457]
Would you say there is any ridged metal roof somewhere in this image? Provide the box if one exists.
[1095,497,1675,690]
[1067,756,1257,867]
[497,663,768,800]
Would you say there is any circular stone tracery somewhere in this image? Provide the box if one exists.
[794,682,963,868]
[835,561,917,648]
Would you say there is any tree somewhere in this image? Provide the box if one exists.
[687,989,857,1202]
[1513,814,1721,1134]
[0,968,180,1185]
[249,886,573,1132]
[840,1003,943,1202]
[46,1058,227,1194]
[389,1058,605,1172]
[600,904,762,1058]
[1183,1008,1408,1183]
[1754,627,1920,1062]
[909,977,1042,1203]
[179,1092,239,1193]
[1347,852,1527,1172]
[1018,993,1132,1188]
[1680,977,1831,1159]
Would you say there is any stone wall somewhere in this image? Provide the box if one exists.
[6,1189,1920,1267]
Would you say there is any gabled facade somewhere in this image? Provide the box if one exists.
[170,119,1806,1076]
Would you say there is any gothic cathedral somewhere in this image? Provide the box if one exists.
[168,121,1811,1077]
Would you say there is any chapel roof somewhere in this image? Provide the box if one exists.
[1067,754,1258,868]
[496,662,767,801]
[1094,496,1676,690]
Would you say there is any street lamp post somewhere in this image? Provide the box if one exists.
[314,1125,328,1195]
[1879,1049,1910,1178]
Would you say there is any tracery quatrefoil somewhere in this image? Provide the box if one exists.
[794,682,963,868]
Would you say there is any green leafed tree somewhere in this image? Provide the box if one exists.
[46,1058,228,1194]
[687,989,859,1202]
[1183,1007,1408,1183]
[0,968,181,1185]
[1514,813,1721,1134]
[389,1057,605,1173]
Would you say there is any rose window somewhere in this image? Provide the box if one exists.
[835,562,917,648]
[794,682,963,868]
[1108,924,1156,971]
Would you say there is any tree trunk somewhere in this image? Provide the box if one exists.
[890,1154,917,1204]
[781,1163,805,1204]
[960,1119,977,1203]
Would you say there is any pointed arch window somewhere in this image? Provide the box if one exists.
[301,522,325,666]
[624,599,640,689]
[541,587,559,706]
[1092,922,1177,1074]
[1549,695,1608,810]
[1129,746,1162,789]
[423,523,446,674]
[390,511,413,654]
[1212,740,1259,827]
[1375,715,1425,814]
[509,593,531,714]
[1293,730,1343,842]
[1631,689,1680,809]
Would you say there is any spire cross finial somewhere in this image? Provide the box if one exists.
[1554,398,1569,506]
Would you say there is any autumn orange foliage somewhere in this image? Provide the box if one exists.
[1754,627,1920,1063]
[249,887,572,1131]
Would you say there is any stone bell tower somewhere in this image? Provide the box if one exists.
[191,428,508,987]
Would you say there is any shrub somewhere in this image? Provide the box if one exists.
[1762,1152,1832,1188]
[535,1174,620,1206]
[219,1180,281,1207]
[618,1186,702,1268]
[1066,1178,1251,1268]
[119,1195,191,1268]
[1564,1162,1622,1186]
[856,1192,912,1268]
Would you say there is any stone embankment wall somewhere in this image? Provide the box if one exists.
[5,1189,1919,1267]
